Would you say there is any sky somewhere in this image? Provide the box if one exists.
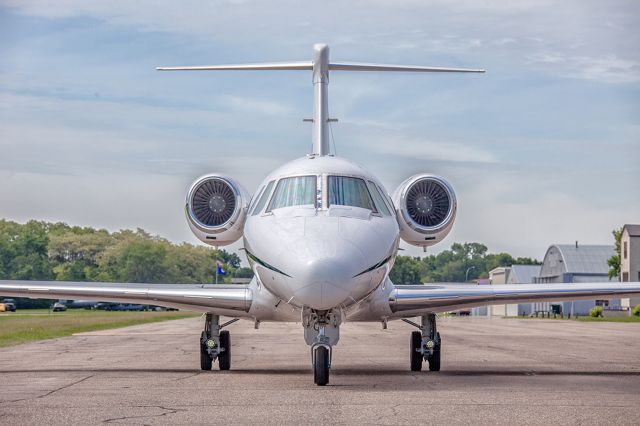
[1,0,639,263]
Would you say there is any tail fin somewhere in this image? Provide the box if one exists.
[158,44,484,156]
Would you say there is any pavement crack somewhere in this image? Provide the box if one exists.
[175,372,202,381]
[102,405,185,423]
[2,375,94,404]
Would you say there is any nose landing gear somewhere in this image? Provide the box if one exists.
[304,308,341,386]
[405,313,441,372]
[200,313,235,371]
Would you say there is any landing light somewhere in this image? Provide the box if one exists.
[425,340,435,349]
[206,339,217,348]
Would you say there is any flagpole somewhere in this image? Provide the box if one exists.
[215,253,218,285]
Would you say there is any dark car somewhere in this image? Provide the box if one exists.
[106,303,147,311]
[2,299,17,312]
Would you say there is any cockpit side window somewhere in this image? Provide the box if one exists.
[366,181,391,216]
[267,175,317,211]
[328,176,376,212]
[251,180,275,215]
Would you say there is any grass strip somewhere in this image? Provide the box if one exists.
[0,309,198,348]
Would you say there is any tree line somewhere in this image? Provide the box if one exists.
[388,242,540,284]
[0,220,252,307]
[0,220,541,307]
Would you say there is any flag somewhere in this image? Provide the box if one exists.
[216,260,226,276]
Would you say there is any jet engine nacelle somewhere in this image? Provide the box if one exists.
[185,174,250,246]
[392,174,457,248]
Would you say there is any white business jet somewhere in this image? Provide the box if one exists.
[2,44,639,386]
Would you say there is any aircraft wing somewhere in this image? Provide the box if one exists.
[0,280,252,316]
[388,282,640,318]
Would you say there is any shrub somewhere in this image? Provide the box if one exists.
[632,304,640,317]
[589,306,604,318]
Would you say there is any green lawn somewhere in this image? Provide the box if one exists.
[576,315,640,323]
[0,309,199,348]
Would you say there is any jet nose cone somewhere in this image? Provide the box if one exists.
[292,256,354,310]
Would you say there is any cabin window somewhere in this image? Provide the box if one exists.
[268,176,316,210]
[366,181,391,216]
[251,180,275,215]
[328,176,376,212]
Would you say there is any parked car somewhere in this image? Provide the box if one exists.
[150,305,179,311]
[52,302,67,312]
[105,303,147,311]
[1,299,17,312]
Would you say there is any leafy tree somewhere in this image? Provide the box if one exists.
[389,256,422,284]
[0,220,52,280]
[607,227,622,280]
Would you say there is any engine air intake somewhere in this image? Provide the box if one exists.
[406,179,450,227]
[191,178,236,227]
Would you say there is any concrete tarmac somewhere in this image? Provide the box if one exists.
[0,316,639,425]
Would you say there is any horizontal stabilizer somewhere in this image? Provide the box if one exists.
[157,62,312,71]
[329,62,485,73]
[157,62,484,73]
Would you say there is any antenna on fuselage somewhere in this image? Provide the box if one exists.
[157,44,485,157]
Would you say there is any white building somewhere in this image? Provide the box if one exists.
[534,244,618,316]
[620,224,640,309]
[506,264,542,316]
[488,265,541,316]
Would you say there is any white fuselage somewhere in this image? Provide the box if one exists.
[243,155,399,312]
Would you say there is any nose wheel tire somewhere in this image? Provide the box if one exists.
[218,330,231,371]
[410,331,423,371]
[428,332,441,372]
[313,346,330,386]
[200,331,213,371]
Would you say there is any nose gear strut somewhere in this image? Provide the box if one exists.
[303,308,342,386]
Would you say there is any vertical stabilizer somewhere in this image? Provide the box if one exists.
[312,44,331,156]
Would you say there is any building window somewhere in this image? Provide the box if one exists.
[622,272,629,282]
[595,300,609,308]
[623,241,627,259]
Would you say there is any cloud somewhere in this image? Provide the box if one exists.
[528,53,640,84]
[4,1,640,85]
[223,95,291,116]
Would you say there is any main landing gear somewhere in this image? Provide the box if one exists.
[200,313,237,371]
[404,314,441,372]
[303,308,341,386]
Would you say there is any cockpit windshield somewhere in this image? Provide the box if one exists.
[267,175,316,211]
[328,176,375,211]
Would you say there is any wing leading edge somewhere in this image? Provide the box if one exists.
[389,282,640,317]
[0,280,252,316]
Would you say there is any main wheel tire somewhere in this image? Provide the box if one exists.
[428,332,441,372]
[200,331,213,371]
[410,331,423,371]
[313,346,330,386]
[218,330,231,371]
